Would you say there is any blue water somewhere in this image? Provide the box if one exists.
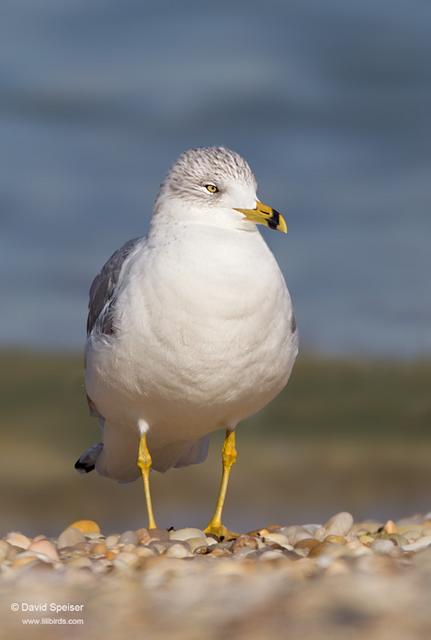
[1,0,430,355]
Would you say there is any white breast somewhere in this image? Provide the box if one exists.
[86,224,298,446]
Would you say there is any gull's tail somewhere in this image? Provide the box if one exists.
[74,442,103,474]
[75,418,140,483]
[75,422,211,481]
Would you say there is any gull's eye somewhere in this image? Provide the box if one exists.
[205,184,218,193]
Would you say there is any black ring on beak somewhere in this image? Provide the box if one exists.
[267,209,281,230]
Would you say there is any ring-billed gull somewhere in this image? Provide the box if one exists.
[75,146,298,538]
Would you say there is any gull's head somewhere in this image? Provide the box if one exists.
[154,146,287,234]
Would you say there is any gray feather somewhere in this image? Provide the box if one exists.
[87,237,142,337]
[85,237,142,417]
[290,310,297,334]
[75,442,103,474]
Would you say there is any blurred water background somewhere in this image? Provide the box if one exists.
[0,0,430,535]
[1,0,430,355]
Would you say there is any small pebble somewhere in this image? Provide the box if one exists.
[105,535,120,549]
[282,526,312,545]
[57,527,86,549]
[67,557,93,570]
[210,547,232,557]
[308,541,346,560]
[149,528,170,541]
[383,520,398,534]
[264,524,283,533]
[6,532,31,550]
[123,543,137,553]
[67,520,101,535]
[12,554,42,569]
[165,543,193,558]
[186,537,209,553]
[263,533,292,549]
[400,529,422,541]
[313,526,327,541]
[371,539,397,555]
[29,539,59,562]
[73,541,91,553]
[149,542,169,555]
[324,512,354,537]
[113,551,139,569]
[324,535,346,545]
[0,541,10,562]
[90,542,108,557]
[119,530,138,546]
[401,536,431,552]
[232,546,257,559]
[294,538,320,552]
[232,535,259,553]
[302,524,323,536]
[169,528,206,542]
[345,540,372,556]
[136,528,152,544]
[136,546,156,558]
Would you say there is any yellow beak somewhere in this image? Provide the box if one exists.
[234,200,288,234]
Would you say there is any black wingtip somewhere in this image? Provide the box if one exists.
[74,458,95,474]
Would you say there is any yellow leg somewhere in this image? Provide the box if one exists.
[204,430,239,540]
[137,432,157,529]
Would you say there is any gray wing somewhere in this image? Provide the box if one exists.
[87,237,142,337]
[85,237,142,418]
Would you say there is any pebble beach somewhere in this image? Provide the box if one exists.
[2,512,431,639]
